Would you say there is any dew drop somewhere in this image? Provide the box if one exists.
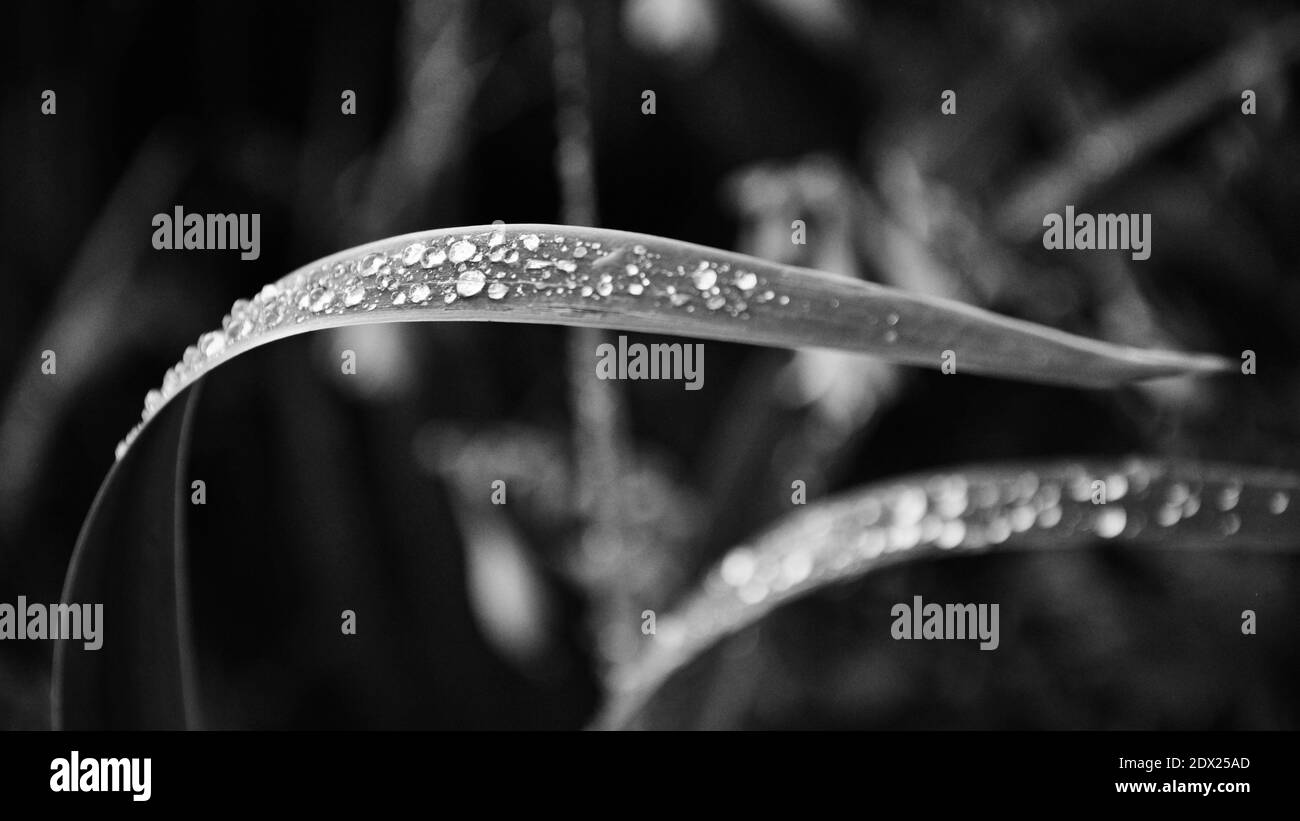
[344,285,366,306]
[573,246,587,258]
[627,282,644,296]
[556,259,577,273]
[223,313,252,340]
[597,281,614,297]
[1166,482,1190,506]
[669,292,690,307]
[521,234,540,252]
[894,487,928,526]
[456,269,486,297]
[780,552,812,586]
[1068,476,1093,503]
[401,243,425,266]
[1095,508,1126,538]
[144,389,163,414]
[986,518,1011,544]
[1270,492,1290,515]
[857,529,887,558]
[449,240,477,263]
[421,246,447,268]
[705,295,726,310]
[692,266,717,290]
[734,271,758,291]
[263,302,284,326]
[360,253,385,276]
[444,292,457,304]
[738,581,769,605]
[720,549,756,587]
[198,331,226,357]
[936,519,966,549]
[625,264,639,277]
[1105,474,1128,501]
[488,229,505,247]
[487,282,508,300]
[309,288,335,313]
[1216,482,1242,511]
[392,291,406,305]
[1010,505,1036,532]
[409,283,431,303]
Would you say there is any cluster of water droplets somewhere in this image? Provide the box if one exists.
[627,460,1296,691]
[114,228,778,460]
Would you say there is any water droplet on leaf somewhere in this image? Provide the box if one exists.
[421,246,446,268]
[402,243,425,265]
[692,267,717,290]
[449,240,477,263]
[309,288,334,313]
[457,269,486,297]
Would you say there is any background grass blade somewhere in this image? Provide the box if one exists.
[598,458,1300,729]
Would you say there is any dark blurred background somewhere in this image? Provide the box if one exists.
[2,0,1299,729]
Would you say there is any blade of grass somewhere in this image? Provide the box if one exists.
[53,384,204,729]
[597,457,1300,728]
[996,15,1300,239]
[114,224,1233,461]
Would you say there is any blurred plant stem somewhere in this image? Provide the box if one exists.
[0,132,190,534]
[551,0,641,672]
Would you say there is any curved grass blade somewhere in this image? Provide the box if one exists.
[53,385,204,729]
[597,458,1300,729]
[113,224,1232,461]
